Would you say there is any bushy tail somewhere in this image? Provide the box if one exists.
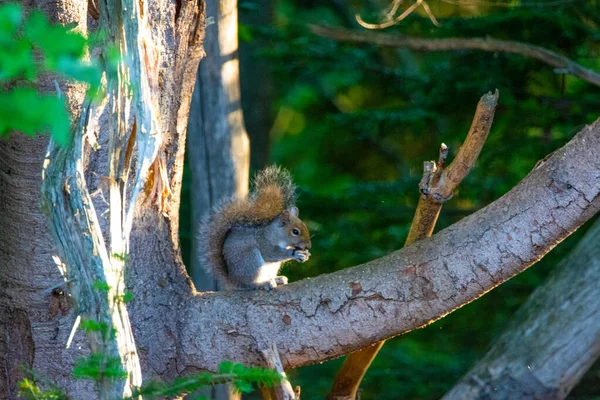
[198,166,297,289]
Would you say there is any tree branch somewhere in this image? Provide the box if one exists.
[327,91,498,399]
[310,25,600,88]
[408,90,498,241]
[444,217,600,399]
[178,118,600,371]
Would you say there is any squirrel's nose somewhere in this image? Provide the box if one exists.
[296,241,311,250]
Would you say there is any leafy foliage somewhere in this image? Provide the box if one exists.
[0,3,102,145]
[18,378,67,400]
[128,361,282,399]
[80,319,109,334]
[19,361,281,400]
[73,353,128,381]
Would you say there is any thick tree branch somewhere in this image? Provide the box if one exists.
[327,91,498,399]
[178,119,600,371]
[443,217,600,400]
[310,25,600,88]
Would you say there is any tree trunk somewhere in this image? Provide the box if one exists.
[11,0,204,398]
[0,2,94,398]
[443,217,600,400]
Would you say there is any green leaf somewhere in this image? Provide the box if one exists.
[0,88,70,145]
[54,57,102,89]
[80,319,109,334]
[122,291,134,303]
[0,38,35,80]
[73,353,127,381]
[93,280,111,292]
[18,378,68,400]
[24,11,85,60]
[0,3,23,38]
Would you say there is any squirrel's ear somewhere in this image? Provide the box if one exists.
[289,206,299,217]
[279,209,291,226]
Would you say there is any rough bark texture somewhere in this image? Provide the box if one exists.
[117,0,206,386]
[41,0,205,395]
[176,119,600,371]
[1,0,205,398]
[443,217,600,400]
[0,1,94,398]
[0,135,93,399]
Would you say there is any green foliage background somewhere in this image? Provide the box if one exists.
[182,0,600,398]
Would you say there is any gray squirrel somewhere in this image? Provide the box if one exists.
[199,166,312,290]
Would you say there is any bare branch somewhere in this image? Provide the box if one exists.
[420,0,440,27]
[408,90,497,242]
[260,344,299,400]
[433,91,498,200]
[177,117,600,373]
[310,25,600,88]
[326,91,497,399]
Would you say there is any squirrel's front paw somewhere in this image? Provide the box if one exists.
[274,276,288,285]
[292,249,310,262]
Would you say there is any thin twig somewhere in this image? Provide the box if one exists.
[419,0,440,27]
[310,25,600,88]
[439,0,577,7]
[387,0,404,19]
[356,0,440,28]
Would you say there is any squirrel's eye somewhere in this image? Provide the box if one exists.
[291,228,300,236]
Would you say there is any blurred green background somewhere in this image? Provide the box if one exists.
[182,0,600,398]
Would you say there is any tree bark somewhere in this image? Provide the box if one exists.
[0,1,94,398]
[34,0,204,398]
[443,217,600,400]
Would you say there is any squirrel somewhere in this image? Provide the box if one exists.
[199,166,312,290]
